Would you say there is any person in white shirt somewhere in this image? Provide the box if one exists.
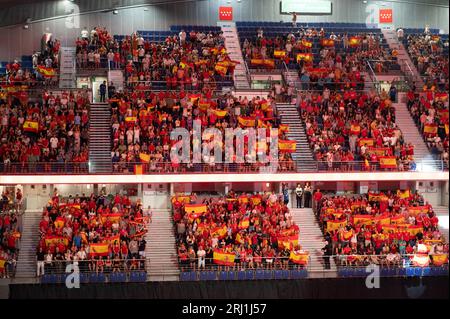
[81,28,89,40]
[197,246,206,269]
[50,136,58,149]
[179,30,187,44]
[397,28,404,40]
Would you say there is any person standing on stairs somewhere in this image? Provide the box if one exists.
[321,241,332,270]
[295,184,303,208]
[99,81,107,103]
[303,183,312,208]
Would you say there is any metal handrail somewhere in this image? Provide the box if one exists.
[0,159,446,175]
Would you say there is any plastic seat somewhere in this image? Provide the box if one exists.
[199,271,208,281]
[255,269,264,280]
[180,272,190,281]
[218,271,228,280]
[263,270,273,280]
[245,270,254,280]
[274,270,283,279]
[237,271,246,280]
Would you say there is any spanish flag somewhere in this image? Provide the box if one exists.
[296,53,313,63]
[0,259,5,271]
[353,215,373,226]
[238,116,256,127]
[139,153,150,163]
[278,140,296,153]
[445,124,449,136]
[104,235,120,245]
[342,230,353,241]
[184,204,207,214]
[382,225,398,233]
[214,110,228,118]
[188,93,201,102]
[213,249,235,266]
[397,190,410,199]
[238,217,250,230]
[390,215,405,224]
[327,220,347,231]
[250,59,265,66]
[235,233,245,244]
[171,196,191,204]
[134,164,143,175]
[279,124,289,133]
[379,156,397,169]
[435,92,448,102]
[45,235,69,247]
[278,235,299,249]
[407,206,428,215]
[358,138,374,147]
[350,124,361,135]
[301,39,313,49]
[197,222,208,234]
[424,124,438,134]
[263,59,275,68]
[374,214,390,225]
[59,203,81,210]
[432,254,448,266]
[326,208,335,214]
[125,116,137,123]
[251,195,261,206]
[23,120,39,133]
[274,50,286,58]
[210,225,227,239]
[54,217,65,229]
[367,147,390,157]
[101,213,122,223]
[215,64,228,76]
[289,251,309,265]
[36,65,56,77]
[351,203,362,211]
[238,195,249,204]
[407,225,423,236]
[321,39,335,47]
[89,243,109,257]
[438,109,449,119]
[198,100,211,112]
[349,37,361,47]
[368,192,385,201]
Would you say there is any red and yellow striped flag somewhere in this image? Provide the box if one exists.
[210,225,227,239]
[379,156,397,169]
[349,37,361,47]
[279,124,289,133]
[198,100,211,112]
[353,215,373,226]
[45,236,69,247]
[301,39,313,49]
[327,220,347,231]
[407,225,423,236]
[215,64,228,76]
[235,233,245,244]
[238,116,256,127]
[54,217,65,229]
[274,50,286,58]
[432,254,448,266]
[278,140,296,153]
[251,195,261,206]
[213,250,235,266]
[0,259,5,271]
[104,235,120,245]
[263,59,275,68]
[36,65,56,77]
[374,214,390,225]
[358,138,374,147]
[296,53,313,63]
[171,196,191,204]
[342,229,354,241]
[101,213,122,224]
[139,153,150,163]
[277,235,299,249]
[321,39,335,47]
[23,120,39,133]
[408,206,428,215]
[89,243,109,257]
[134,164,143,175]
[289,251,309,265]
[350,124,361,135]
[238,195,249,204]
[214,110,228,118]
[184,204,207,214]
[125,116,137,123]
[397,190,410,199]
[238,217,250,230]
[390,215,405,224]
[250,59,265,66]
[445,124,449,135]
[424,124,438,134]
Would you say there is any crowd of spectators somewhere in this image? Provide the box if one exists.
[299,88,415,171]
[36,189,149,276]
[110,90,296,173]
[317,190,448,268]
[0,189,21,278]
[406,89,449,166]
[76,26,234,90]
[174,191,307,271]
[0,90,90,173]
[405,34,449,92]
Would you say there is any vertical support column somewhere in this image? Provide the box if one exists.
[169,183,174,196]
[137,183,143,198]
[359,181,369,194]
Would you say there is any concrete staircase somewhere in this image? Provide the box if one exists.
[221,25,250,89]
[381,29,425,89]
[283,69,300,88]
[146,208,179,281]
[15,210,41,279]
[291,208,337,277]
[393,99,438,169]
[434,206,449,243]
[89,103,112,173]
[276,103,316,171]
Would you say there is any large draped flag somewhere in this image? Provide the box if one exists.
[296,53,313,63]
[215,64,228,76]
[125,116,137,123]
[390,215,405,224]
[374,214,391,225]
[321,39,335,47]
[104,235,120,245]
[342,229,354,241]
[289,251,309,265]
[185,204,207,220]
[263,59,275,68]
[367,147,390,157]
[23,120,39,133]
[278,140,296,153]
[238,195,249,204]
[424,124,438,134]
[171,195,191,204]
[368,192,387,202]
[327,220,347,231]
[408,206,429,215]
[238,116,256,127]
[379,156,397,169]
[89,243,109,257]
[213,249,235,266]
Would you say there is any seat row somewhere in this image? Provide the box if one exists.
[180,269,308,281]
[40,271,147,284]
